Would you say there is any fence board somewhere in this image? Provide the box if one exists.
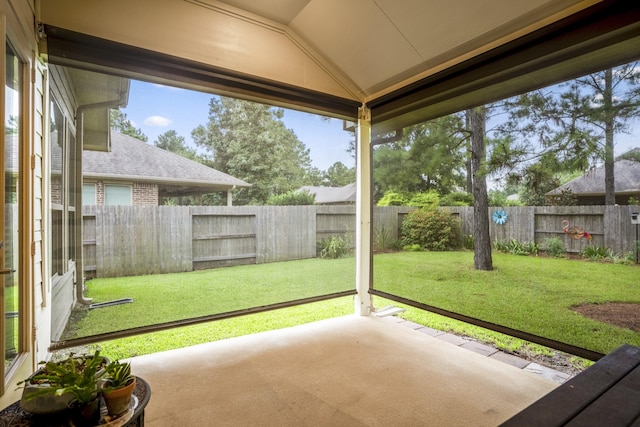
[373,206,413,248]
[90,205,191,278]
[258,206,316,263]
[191,206,257,270]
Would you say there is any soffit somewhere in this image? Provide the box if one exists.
[63,67,130,151]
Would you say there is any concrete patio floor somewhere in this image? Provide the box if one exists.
[129,315,559,426]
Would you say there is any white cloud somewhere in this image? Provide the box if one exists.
[152,83,183,92]
[144,115,173,127]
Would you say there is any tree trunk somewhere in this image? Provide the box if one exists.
[603,68,616,206]
[465,112,473,193]
[468,107,493,270]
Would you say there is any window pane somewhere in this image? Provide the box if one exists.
[104,185,131,206]
[49,99,64,277]
[68,132,76,263]
[4,41,21,371]
[83,183,96,205]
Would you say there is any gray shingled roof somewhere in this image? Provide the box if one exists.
[83,132,250,190]
[547,152,640,196]
[298,183,356,204]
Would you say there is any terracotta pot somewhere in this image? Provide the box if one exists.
[102,377,136,416]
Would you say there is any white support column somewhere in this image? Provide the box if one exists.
[355,105,372,316]
[226,189,233,206]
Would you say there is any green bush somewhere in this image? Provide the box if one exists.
[581,246,609,261]
[266,190,315,205]
[318,235,352,259]
[373,225,401,252]
[580,246,636,265]
[494,239,538,256]
[408,190,440,209]
[402,244,422,252]
[377,191,409,206]
[463,234,474,250]
[401,208,462,251]
[543,237,565,258]
[440,192,473,206]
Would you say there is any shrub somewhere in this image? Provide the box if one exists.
[373,225,401,252]
[318,235,352,259]
[493,239,538,256]
[581,246,609,261]
[408,190,440,209]
[581,246,636,265]
[440,192,473,207]
[377,191,409,206]
[463,234,474,250]
[402,244,422,252]
[266,190,315,205]
[543,237,565,258]
[401,208,462,251]
[548,189,578,206]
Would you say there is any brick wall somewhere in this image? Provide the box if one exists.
[133,182,159,205]
[88,181,158,206]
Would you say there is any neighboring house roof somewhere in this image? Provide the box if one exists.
[83,131,250,195]
[299,183,356,204]
[547,151,640,197]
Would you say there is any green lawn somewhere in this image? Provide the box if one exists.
[69,257,355,337]
[374,252,640,354]
[67,252,640,361]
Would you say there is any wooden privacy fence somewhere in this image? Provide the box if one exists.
[83,205,639,278]
[447,205,640,255]
[84,205,369,278]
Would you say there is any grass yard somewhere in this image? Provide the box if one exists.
[374,251,640,354]
[66,252,639,361]
[68,257,355,337]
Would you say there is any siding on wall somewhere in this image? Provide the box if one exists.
[33,60,50,362]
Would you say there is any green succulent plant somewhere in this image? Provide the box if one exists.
[103,360,135,391]
[18,350,108,405]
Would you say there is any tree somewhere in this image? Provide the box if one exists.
[154,130,198,160]
[498,62,640,205]
[569,64,640,204]
[372,116,467,200]
[109,110,148,142]
[467,107,493,271]
[324,162,355,186]
[191,97,312,205]
[303,166,326,186]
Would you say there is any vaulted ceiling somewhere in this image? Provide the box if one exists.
[218,0,593,100]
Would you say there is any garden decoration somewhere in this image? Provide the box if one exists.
[562,219,592,240]
[492,210,508,225]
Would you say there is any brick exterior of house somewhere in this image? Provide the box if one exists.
[132,182,159,205]
[86,181,159,206]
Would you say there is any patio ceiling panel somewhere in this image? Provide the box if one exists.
[287,0,591,99]
[369,0,640,136]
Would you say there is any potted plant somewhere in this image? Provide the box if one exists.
[101,360,136,417]
[17,350,108,425]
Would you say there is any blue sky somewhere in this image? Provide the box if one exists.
[120,79,639,181]
[120,80,355,172]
